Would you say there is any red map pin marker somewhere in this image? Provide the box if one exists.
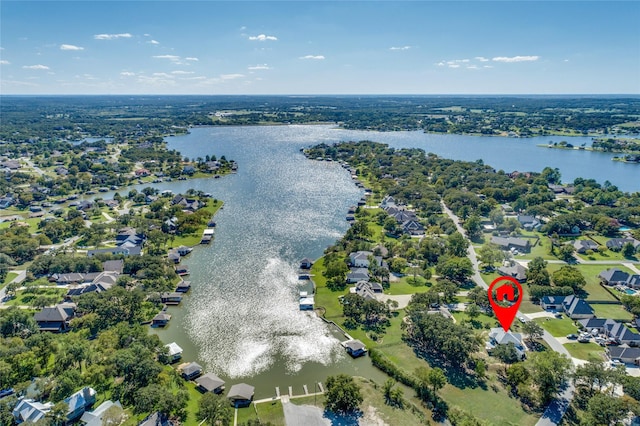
[488,276,523,332]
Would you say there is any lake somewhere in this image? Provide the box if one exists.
[146,125,637,399]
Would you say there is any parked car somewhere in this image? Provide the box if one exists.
[518,316,527,323]
[566,334,578,340]
[578,336,591,343]
[611,359,623,366]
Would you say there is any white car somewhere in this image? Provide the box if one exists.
[518,316,527,323]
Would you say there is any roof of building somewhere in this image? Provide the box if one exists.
[344,339,366,352]
[34,305,73,323]
[488,328,524,348]
[182,362,203,377]
[80,401,122,426]
[609,345,640,360]
[102,259,124,273]
[227,383,255,401]
[563,295,594,316]
[599,268,630,283]
[165,342,183,356]
[195,373,226,392]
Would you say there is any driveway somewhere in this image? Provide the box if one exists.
[526,311,555,320]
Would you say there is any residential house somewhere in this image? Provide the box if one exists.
[165,342,183,362]
[66,271,119,297]
[102,259,124,274]
[572,239,599,254]
[181,362,203,380]
[227,383,255,408]
[628,275,640,290]
[540,295,594,319]
[87,245,141,257]
[490,236,531,253]
[182,165,196,175]
[64,386,96,422]
[34,303,76,332]
[599,269,631,286]
[195,373,225,394]
[12,399,54,424]
[347,268,369,284]
[608,346,640,365]
[352,281,384,301]
[135,168,150,177]
[380,195,396,209]
[349,251,373,268]
[402,220,425,235]
[605,322,640,346]
[175,280,191,293]
[139,412,175,426]
[578,318,616,334]
[80,401,122,426]
[486,328,526,360]
[168,250,181,264]
[0,196,14,209]
[497,263,528,282]
[343,339,367,358]
[177,246,192,256]
[607,238,640,252]
[53,272,100,285]
[161,292,183,305]
[517,215,541,231]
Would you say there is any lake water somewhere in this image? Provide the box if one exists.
[146,125,638,398]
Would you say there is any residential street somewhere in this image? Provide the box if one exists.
[440,201,574,425]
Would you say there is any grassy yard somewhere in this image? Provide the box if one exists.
[591,304,634,322]
[2,272,18,288]
[546,263,634,302]
[534,317,579,338]
[5,287,66,307]
[386,275,434,295]
[237,400,285,426]
[564,342,606,361]
[170,200,224,247]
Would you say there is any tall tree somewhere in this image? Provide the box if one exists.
[325,374,363,414]
[198,392,233,426]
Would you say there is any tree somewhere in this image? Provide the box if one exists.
[526,257,551,287]
[528,351,572,404]
[558,244,575,262]
[425,367,447,393]
[47,402,68,426]
[492,343,520,364]
[447,232,469,257]
[585,393,638,426]
[465,303,481,320]
[325,374,363,414]
[382,379,405,408]
[435,256,473,283]
[623,242,636,258]
[478,244,503,269]
[552,265,586,292]
[198,392,233,426]
[463,215,482,239]
[506,362,530,392]
[522,321,544,343]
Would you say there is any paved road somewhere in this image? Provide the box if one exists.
[281,397,329,426]
[440,201,573,425]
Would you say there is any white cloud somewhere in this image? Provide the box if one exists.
[171,70,194,75]
[23,64,49,70]
[220,74,244,80]
[475,56,489,62]
[248,64,270,70]
[120,72,135,76]
[149,40,160,45]
[152,72,172,78]
[185,57,199,61]
[564,59,570,62]
[448,64,460,69]
[436,61,445,67]
[389,46,411,51]
[0,60,9,65]
[249,34,278,41]
[93,33,132,40]
[153,55,181,62]
[467,65,478,70]
[60,44,84,51]
[492,55,539,63]
[300,55,325,60]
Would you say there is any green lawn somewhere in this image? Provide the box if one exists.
[452,311,499,330]
[547,263,633,302]
[564,342,606,361]
[170,200,224,247]
[386,275,434,295]
[591,304,634,321]
[5,287,66,307]
[254,400,285,426]
[2,272,18,288]
[534,317,579,338]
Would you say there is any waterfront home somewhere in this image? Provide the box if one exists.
[349,251,373,268]
[346,268,369,283]
[181,362,203,380]
[343,339,367,357]
[152,312,172,327]
[177,245,192,256]
[351,281,383,301]
[12,399,54,423]
[196,373,226,394]
[486,328,526,360]
[165,342,183,362]
[66,271,119,297]
[87,245,141,257]
[175,265,189,276]
[168,250,180,263]
[80,401,122,426]
[227,383,255,407]
[34,303,76,332]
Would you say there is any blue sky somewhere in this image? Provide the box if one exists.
[1,1,639,95]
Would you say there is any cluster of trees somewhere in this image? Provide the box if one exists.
[525,257,586,300]
[341,293,391,333]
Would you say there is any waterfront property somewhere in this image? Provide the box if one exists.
[343,339,367,358]
[196,372,226,394]
[164,342,183,362]
[152,312,172,327]
[227,383,255,407]
[180,362,203,380]
[34,302,76,332]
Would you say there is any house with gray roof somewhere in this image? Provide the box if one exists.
[607,238,640,252]
[608,345,640,364]
[572,239,599,254]
[347,268,370,283]
[34,303,76,332]
[486,328,526,360]
[181,362,203,380]
[599,268,630,286]
[139,412,175,426]
[64,386,96,421]
[80,400,122,426]
[12,399,54,423]
[227,383,255,407]
[541,295,594,319]
[343,339,367,357]
[517,215,541,231]
[196,373,226,394]
[605,322,640,346]
[490,236,531,253]
[497,263,527,282]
